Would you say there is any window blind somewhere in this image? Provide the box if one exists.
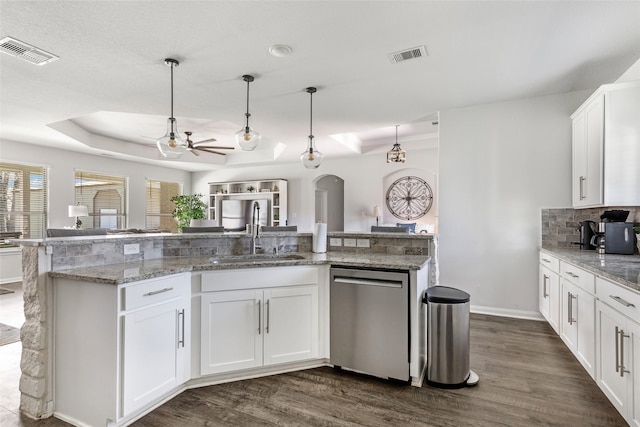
[0,162,48,240]
[75,170,127,230]
[146,179,180,232]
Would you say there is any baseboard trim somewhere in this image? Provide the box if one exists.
[0,276,21,285]
[471,305,544,321]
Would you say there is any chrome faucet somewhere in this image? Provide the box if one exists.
[250,201,262,254]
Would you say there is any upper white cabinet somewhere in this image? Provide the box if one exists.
[208,179,288,227]
[571,81,640,208]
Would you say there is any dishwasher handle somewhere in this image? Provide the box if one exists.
[333,276,403,288]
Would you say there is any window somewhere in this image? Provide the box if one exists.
[146,179,180,233]
[0,162,48,239]
[75,170,127,230]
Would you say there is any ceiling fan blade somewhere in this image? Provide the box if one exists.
[196,147,227,156]
[193,145,235,150]
[189,148,200,156]
[194,138,217,144]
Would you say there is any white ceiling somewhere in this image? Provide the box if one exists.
[1,1,639,172]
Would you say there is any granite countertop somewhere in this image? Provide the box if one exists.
[540,247,640,291]
[48,252,430,285]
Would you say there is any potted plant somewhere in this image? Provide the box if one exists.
[635,225,640,254]
[247,185,255,193]
[171,194,207,232]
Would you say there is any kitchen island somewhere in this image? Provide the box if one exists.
[14,231,434,426]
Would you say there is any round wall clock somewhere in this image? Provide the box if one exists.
[385,176,433,220]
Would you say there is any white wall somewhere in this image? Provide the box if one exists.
[0,140,192,229]
[438,90,591,318]
[192,145,439,232]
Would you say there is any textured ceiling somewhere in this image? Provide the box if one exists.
[1,1,639,171]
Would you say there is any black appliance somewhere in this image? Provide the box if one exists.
[578,220,597,250]
[604,223,636,255]
[600,210,630,223]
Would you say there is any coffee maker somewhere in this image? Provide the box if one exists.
[599,210,635,255]
[578,220,597,250]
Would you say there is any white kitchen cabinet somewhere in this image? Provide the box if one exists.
[596,276,640,426]
[122,294,188,415]
[200,266,321,376]
[560,276,595,377]
[571,81,640,208]
[559,262,595,377]
[201,289,264,374]
[539,252,560,333]
[54,273,190,427]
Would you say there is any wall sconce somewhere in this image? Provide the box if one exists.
[372,205,381,226]
[68,204,88,229]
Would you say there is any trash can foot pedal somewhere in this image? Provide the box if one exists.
[466,370,479,386]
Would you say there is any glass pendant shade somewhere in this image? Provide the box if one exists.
[300,136,323,169]
[157,117,188,158]
[235,126,262,151]
[236,75,261,151]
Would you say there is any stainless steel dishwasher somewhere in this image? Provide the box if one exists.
[330,267,409,381]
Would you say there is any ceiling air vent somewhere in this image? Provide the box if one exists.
[0,37,59,66]
[388,45,428,64]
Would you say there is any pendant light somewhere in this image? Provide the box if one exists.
[235,74,261,151]
[387,125,406,163]
[156,58,188,159]
[300,87,323,169]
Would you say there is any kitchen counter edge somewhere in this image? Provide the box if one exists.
[48,252,431,285]
[540,247,640,291]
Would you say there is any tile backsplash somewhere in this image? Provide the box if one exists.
[541,206,640,248]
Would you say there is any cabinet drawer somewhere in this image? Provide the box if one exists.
[122,274,186,311]
[539,252,560,273]
[596,277,640,322]
[560,262,595,294]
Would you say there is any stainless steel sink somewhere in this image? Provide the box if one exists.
[209,254,305,264]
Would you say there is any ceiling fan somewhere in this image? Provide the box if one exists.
[184,131,235,156]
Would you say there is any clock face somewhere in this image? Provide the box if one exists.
[385,176,433,220]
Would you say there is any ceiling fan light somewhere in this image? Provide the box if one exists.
[235,126,261,151]
[300,136,323,169]
[157,117,187,158]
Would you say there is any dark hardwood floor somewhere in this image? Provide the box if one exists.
[2,314,626,426]
[131,314,626,427]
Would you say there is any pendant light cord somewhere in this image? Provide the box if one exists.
[245,79,251,128]
[309,90,313,140]
[170,63,174,120]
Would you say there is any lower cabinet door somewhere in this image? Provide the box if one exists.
[628,319,640,427]
[596,300,631,418]
[201,290,263,375]
[560,281,578,352]
[575,287,595,377]
[122,298,186,415]
[263,286,318,366]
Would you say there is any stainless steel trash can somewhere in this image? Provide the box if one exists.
[424,286,472,388]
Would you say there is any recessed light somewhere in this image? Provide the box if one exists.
[268,44,292,58]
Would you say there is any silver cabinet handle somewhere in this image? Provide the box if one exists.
[541,258,551,264]
[143,287,173,297]
[266,299,270,334]
[610,295,636,308]
[615,326,620,374]
[177,309,185,348]
[566,271,579,279]
[543,275,549,298]
[616,326,630,377]
[567,292,576,325]
[258,300,262,334]
[579,176,586,200]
